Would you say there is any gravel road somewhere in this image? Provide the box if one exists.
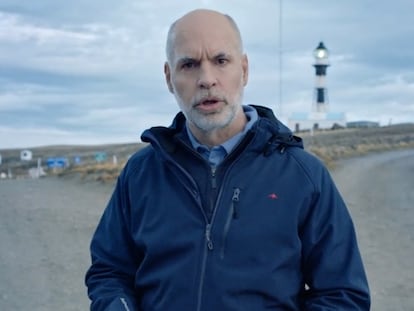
[0,178,113,311]
[331,149,414,311]
[0,149,413,310]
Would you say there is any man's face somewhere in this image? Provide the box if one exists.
[164,11,248,134]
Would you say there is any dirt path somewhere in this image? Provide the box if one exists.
[332,149,414,311]
[0,149,413,310]
[0,177,113,311]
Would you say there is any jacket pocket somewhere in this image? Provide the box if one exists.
[220,188,240,259]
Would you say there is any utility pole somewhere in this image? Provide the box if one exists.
[278,0,283,117]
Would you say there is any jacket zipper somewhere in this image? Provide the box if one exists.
[197,167,218,311]
[197,228,210,311]
[161,144,218,311]
[197,217,217,311]
[231,188,240,219]
[119,297,131,311]
[220,188,240,259]
[161,140,245,311]
[211,166,217,189]
[196,155,246,310]
[160,147,213,308]
[205,223,214,250]
[145,125,260,311]
[206,166,218,220]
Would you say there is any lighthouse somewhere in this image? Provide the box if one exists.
[313,42,329,113]
[288,42,346,132]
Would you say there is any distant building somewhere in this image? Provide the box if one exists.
[46,157,69,169]
[74,156,82,165]
[289,111,346,132]
[95,152,107,163]
[346,121,380,128]
[28,167,47,179]
[20,150,33,161]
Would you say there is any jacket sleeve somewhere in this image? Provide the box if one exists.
[85,171,141,311]
[300,163,370,310]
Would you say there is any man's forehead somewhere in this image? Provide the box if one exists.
[166,10,242,63]
[173,37,235,60]
[172,26,239,56]
[175,24,234,42]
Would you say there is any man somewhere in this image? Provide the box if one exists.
[85,9,370,310]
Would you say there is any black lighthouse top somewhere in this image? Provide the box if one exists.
[313,42,329,75]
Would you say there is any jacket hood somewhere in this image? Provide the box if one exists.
[251,105,303,155]
[141,105,303,156]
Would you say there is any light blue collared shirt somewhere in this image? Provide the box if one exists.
[186,105,258,167]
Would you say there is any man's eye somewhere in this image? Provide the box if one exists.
[182,62,195,69]
[217,58,228,65]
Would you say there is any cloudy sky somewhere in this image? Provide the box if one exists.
[1,0,413,149]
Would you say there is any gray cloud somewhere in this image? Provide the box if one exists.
[0,0,413,148]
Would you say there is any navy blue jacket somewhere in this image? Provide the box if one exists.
[85,106,370,310]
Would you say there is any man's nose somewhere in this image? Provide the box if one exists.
[197,64,217,89]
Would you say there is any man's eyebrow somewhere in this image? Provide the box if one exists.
[176,57,197,64]
[215,52,229,58]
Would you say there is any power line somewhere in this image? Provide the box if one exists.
[278,0,283,117]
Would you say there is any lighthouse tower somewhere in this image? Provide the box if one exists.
[288,42,346,131]
[313,42,329,113]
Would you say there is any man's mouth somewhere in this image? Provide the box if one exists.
[195,98,223,113]
[197,96,223,106]
[201,99,219,105]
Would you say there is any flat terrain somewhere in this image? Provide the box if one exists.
[0,178,113,310]
[332,149,414,310]
[0,149,413,310]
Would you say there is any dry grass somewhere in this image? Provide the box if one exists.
[0,142,143,182]
[303,124,414,169]
[58,162,127,183]
[1,123,413,183]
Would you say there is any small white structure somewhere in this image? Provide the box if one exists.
[28,167,46,179]
[28,158,46,179]
[20,150,33,161]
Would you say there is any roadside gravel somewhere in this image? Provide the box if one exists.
[332,149,414,311]
[0,178,113,311]
[0,149,413,310]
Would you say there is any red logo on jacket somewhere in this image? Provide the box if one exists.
[268,193,278,200]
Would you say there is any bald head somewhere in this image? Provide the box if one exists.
[166,9,243,64]
[163,8,249,145]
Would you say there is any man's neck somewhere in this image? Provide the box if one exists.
[189,113,247,148]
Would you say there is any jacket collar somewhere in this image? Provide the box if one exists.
[141,105,303,156]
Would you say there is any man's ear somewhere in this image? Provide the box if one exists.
[164,62,174,93]
[242,54,249,86]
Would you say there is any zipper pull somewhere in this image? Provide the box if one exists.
[205,224,214,250]
[232,188,240,219]
[211,166,217,189]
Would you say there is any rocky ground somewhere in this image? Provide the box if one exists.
[0,149,413,310]
[0,177,113,310]
[1,123,414,181]
[331,149,414,310]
